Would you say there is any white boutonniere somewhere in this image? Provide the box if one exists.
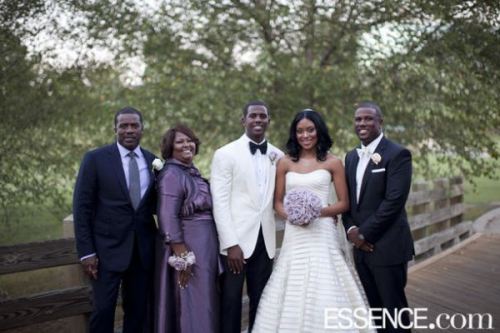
[152,158,164,171]
[371,153,382,165]
[269,151,278,165]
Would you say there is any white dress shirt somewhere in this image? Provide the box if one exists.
[117,142,150,199]
[356,132,384,203]
[245,134,269,206]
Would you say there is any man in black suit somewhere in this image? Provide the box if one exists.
[343,101,414,332]
[73,107,157,332]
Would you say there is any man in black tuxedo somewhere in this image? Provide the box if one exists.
[343,101,414,332]
[73,107,157,332]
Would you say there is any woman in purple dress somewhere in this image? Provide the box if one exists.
[154,124,221,333]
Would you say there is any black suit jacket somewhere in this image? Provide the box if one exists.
[73,143,157,272]
[343,137,414,266]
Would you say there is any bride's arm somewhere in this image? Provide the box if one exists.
[273,157,288,220]
[320,157,350,217]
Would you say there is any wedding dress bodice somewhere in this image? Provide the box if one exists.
[286,169,336,208]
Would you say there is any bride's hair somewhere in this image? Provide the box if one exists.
[286,109,333,162]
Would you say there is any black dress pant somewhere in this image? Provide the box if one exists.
[90,238,152,333]
[356,258,411,333]
[220,229,273,333]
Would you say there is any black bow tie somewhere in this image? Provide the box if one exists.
[249,141,267,155]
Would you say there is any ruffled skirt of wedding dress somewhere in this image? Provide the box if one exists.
[253,217,375,333]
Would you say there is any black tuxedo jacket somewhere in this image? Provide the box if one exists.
[73,143,157,272]
[343,137,414,266]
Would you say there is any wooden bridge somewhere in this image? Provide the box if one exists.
[406,233,500,332]
[1,177,499,332]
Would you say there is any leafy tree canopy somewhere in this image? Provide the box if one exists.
[1,0,499,222]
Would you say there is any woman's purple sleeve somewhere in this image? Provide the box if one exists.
[157,169,185,243]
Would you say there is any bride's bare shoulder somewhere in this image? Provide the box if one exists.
[324,153,344,170]
[277,154,294,171]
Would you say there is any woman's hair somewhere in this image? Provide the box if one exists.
[160,124,200,159]
[286,109,332,162]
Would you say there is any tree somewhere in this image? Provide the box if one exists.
[0,1,130,222]
[1,0,499,223]
[133,0,499,177]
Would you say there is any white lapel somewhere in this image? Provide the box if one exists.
[260,149,276,211]
[235,136,261,208]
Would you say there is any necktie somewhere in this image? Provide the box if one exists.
[128,151,141,210]
[249,141,268,155]
[356,146,371,159]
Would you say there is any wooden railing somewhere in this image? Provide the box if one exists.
[408,177,471,261]
[0,217,90,332]
[0,176,472,331]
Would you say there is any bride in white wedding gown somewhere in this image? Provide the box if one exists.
[253,110,374,333]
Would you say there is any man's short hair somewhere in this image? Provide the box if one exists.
[114,106,144,127]
[242,100,269,117]
[355,101,383,118]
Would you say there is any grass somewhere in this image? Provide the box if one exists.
[0,205,66,246]
[462,134,500,220]
[463,171,500,221]
[464,175,500,205]
[0,206,69,300]
[411,136,500,221]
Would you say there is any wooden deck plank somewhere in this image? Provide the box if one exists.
[412,262,499,290]
[412,268,500,296]
[407,234,500,332]
[407,285,482,314]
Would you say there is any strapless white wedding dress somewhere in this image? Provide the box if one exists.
[253,169,375,333]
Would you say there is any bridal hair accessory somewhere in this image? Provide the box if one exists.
[284,188,322,226]
[152,158,164,171]
[269,151,278,165]
[168,251,196,271]
[371,153,382,165]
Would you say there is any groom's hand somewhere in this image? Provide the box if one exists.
[347,226,363,245]
[227,245,246,274]
[359,242,374,252]
[347,227,374,252]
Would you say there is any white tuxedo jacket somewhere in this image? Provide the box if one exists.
[210,135,283,259]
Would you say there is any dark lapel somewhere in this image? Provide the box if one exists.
[108,143,130,200]
[358,137,387,205]
[349,149,360,210]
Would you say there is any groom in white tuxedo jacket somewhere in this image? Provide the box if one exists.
[211,100,283,333]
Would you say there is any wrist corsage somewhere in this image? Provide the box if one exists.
[284,188,322,226]
[168,251,196,271]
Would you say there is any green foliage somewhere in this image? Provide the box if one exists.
[463,164,500,221]
[1,0,499,224]
[0,206,63,245]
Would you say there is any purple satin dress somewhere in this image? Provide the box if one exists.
[154,159,222,333]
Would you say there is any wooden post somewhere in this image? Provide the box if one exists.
[410,180,431,242]
[449,176,464,227]
[62,214,89,333]
[434,178,450,230]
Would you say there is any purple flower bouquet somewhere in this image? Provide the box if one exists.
[284,188,322,226]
